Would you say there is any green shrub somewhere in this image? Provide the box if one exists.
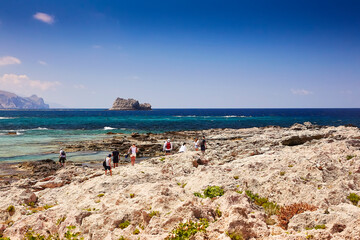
[288,165,293,167]
[133,228,140,235]
[27,202,35,207]
[236,190,243,194]
[149,211,160,218]
[97,194,104,198]
[203,186,224,198]
[160,157,165,161]
[280,171,285,176]
[0,237,11,240]
[193,192,203,198]
[263,202,280,216]
[64,226,83,240]
[130,193,135,198]
[347,193,360,206]
[233,176,239,180]
[226,231,244,240]
[119,220,130,229]
[56,216,66,225]
[43,204,53,210]
[215,207,222,218]
[166,218,209,240]
[346,155,355,160]
[314,224,326,230]
[6,205,15,213]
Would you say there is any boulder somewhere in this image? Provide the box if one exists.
[109,98,151,110]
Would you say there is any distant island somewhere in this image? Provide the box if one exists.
[109,98,151,110]
[0,90,49,109]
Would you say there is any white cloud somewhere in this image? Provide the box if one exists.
[73,84,86,89]
[0,56,21,66]
[291,89,313,95]
[33,12,54,24]
[92,45,102,49]
[0,74,60,94]
[38,60,47,65]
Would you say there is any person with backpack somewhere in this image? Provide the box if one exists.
[59,148,67,167]
[112,149,120,168]
[163,139,173,155]
[128,144,138,166]
[103,154,112,176]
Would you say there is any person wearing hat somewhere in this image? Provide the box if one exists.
[104,154,112,176]
[163,139,173,155]
[59,148,67,167]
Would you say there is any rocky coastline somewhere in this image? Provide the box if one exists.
[1,123,360,239]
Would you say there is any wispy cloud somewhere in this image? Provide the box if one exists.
[73,84,86,89]
[38,60,47,65]
[0,74,60,95]
[0,56,21,66]
[33,12,54,24]
[291,89,313,95]
[92,45,102,49]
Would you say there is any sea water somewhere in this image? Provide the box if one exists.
[1,108,360,163]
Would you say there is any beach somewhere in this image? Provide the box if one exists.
[1,122,360,239]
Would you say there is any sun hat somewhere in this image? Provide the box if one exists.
[108,154,111,157]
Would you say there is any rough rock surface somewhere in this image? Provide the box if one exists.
[1,123,360,239]
[109,98,151,110]
[0,90,49,109]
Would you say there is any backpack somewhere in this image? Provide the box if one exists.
[166,142,171,149]
[103,158,107,167]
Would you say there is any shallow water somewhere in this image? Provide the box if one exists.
[1,108,359,162]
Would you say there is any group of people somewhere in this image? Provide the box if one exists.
[58,136,207,176]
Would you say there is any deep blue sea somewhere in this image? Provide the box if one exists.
[1,108,360,162]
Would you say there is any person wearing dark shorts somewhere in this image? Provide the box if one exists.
[104,154,112,176]
[59,148,66,167]
[112,149,120,168]
[200,136,206,155]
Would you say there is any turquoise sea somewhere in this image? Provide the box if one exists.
[1,108,360,163]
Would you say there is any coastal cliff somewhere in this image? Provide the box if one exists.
[109,98,151,110]
[0,90,49,109]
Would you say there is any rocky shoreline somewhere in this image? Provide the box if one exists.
[1,123,360,239]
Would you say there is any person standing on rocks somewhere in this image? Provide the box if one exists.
[112,149,120,168]
[194,138,200,151]
[200,136,206,155]
[128,144,138,166]
[104,154,112,176]
[178,143,187,153]
[163,139,173,155]
[59,148,67,167]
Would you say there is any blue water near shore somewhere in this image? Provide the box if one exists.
[1,108,360,162]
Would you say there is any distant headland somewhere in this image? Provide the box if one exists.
[0,90,49,109]
[109,98,151,110]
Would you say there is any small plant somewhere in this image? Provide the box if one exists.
[193,192,203,198]
[118,236,128,240]
[177,183,181,186]
[263,202,280,216]
[236,190,243,194]
[6,205,15,213]
[160,157,165,161]
[280,171,285,176]
[203,186,224,198]
[0,237,11,240]
[215,207,222,218]
[278,203,317,229]
[347,193,360,205]
[288,164,293,167]
[64,226,83,240]
[346,155,355,160]
[233,176,239,180]
[43,204,53,210]
[166,218,209,240]
[97,193,104,198]
[265,217,276,225]
[226,231,244,240]
[57,216,66,225]
[306,234,314,239]
[119,220,131,229]
[314,224,326,230]
[324,209,330,214]
[149,211,160,218]
[133,228,140,235]
[27,202,35,207]
[130,193,135,198]
[181,183,187,188]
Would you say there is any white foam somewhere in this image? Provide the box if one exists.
[33,127,49,130]
[104,126,116,130]
[0,117,16,119]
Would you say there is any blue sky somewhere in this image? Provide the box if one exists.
[0,0,359,108]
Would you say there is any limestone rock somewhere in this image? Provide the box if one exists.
[109,98,151,110]
[0,90,49,109]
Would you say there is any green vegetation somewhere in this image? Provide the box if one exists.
[160,157,165,161]
[97,194,104,198]
[346,155,356,160]
[43,204,53,210]
[280,171,285,176]
[6,205,15,213]
[226,231,244,240]
[263,202,280,216]
[149,211,160,218]
[203,186,224,198]
[233,176,239,180]
[0,237,11,240]
[265,217,276,225]
[119,220,131,229]
[215,207,222,218]
[133,228,140,235]
[130,193,135,198]
[118,237,128,240]
[64,226,83,240]
[288,164,293,167]
[166,218,209,240]
[347,193,360,206]
[23,226,83,240]
[27,202,36,208]
[236,190,243,194]
[245,190,279,216]
[56,216,66,225]
[193,192,203,198]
